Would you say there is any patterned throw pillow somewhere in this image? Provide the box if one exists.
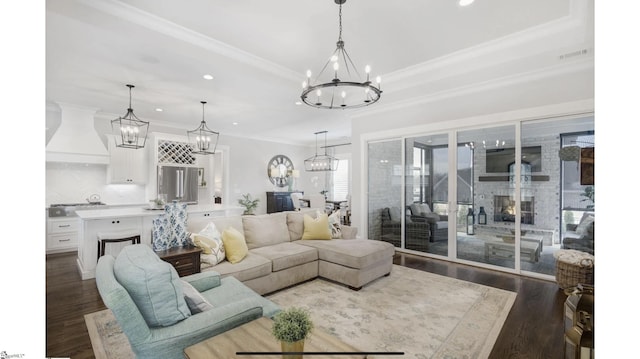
[328,209,342,239]
[192,222,226,266]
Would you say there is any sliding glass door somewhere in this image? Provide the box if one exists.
[404,134,449,256]
[368,140,403,248]
[456,125,517,269]
[365,114,594,279]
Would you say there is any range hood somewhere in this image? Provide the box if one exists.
[46,103,110,164]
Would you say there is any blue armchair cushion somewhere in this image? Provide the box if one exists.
[114,244,191,327]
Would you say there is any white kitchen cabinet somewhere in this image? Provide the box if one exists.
[188,210,226,231]
[47,218,80,253]
[107,137,148,184]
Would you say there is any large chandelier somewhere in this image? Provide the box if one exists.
[111,84,149,149]
[304,131,339,171]
[301,0,382,109]
[187,101,220,155]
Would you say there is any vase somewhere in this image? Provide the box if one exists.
[281,339,304,359]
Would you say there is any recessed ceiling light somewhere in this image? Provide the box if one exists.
[459,0,475,6]
[203,74,214,80]
[155,108,163,112]
[232,122,239,126]
[295,101,302,105]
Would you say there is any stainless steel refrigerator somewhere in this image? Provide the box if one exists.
[157,166,198,204]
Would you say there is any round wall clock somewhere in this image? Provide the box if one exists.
[267,155,294,187]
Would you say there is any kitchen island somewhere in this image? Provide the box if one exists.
[75,204,243,280]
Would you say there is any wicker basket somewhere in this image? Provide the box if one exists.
[554,250,595,289]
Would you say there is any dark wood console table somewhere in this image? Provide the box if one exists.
[155,246,202,277]
[266,191,302,213]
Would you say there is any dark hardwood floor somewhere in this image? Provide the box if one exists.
[46,251,567,358]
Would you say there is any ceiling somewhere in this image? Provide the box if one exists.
[45,0,593,146]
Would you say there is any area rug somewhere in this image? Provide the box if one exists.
[85,265,515,359]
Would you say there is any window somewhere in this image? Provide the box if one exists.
[331,156,350,201]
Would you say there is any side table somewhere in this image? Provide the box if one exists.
[155,246,202,277]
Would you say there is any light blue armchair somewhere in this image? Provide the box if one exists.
[95,245,280,359]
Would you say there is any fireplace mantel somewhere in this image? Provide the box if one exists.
[478,175,549,182]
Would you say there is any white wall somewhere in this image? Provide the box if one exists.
[45,108,316,213]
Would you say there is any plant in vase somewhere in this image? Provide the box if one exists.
[149,197,165,209]
[238,193,259,215]
[272,307,313,359]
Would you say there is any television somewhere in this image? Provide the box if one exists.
[485,146,542,173]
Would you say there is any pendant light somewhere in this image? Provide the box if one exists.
[304,131,339,171]
[300,0,382,109]
[111,84,149,149]
[187,101,220,155]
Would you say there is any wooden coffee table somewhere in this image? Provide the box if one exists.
[184,316,365,358]
[484,236,543,262]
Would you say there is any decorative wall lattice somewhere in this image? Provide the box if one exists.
[158,140,195,165]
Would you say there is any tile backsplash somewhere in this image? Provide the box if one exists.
[46,162,146,206]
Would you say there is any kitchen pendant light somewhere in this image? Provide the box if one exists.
[300,0,382,109]
[304,131,339,171]
[187,101,220,155]
[111,84,149,149]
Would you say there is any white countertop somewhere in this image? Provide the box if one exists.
[76,204,243,220]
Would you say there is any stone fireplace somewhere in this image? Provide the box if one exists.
[493,195,535,225]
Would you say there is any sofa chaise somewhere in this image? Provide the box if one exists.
[187,208,395,294]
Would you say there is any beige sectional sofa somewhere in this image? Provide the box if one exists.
[187,209,395,295]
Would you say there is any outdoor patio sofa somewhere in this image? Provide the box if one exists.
[562,212,594,254]
[380,206,431,250]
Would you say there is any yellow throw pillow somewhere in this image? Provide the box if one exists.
[302,213,332,240]
[221,227,248,263]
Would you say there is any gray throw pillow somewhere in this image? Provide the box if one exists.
[181,280,214,314]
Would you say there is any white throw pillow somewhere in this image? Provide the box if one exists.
[327,209,342,239]
[195,222,226,265]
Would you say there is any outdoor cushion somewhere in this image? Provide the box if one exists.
[242,213,290,249]
[113,244,191,327]
[388,207,402,222]
[250,242,318,272]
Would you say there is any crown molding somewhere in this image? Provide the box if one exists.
[384,0,589,88]
[79,0,300,82]
[350,55,593,120]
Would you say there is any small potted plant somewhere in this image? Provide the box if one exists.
[238,193,259,215]
[149,197,165,210]
[272,307,313,359]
